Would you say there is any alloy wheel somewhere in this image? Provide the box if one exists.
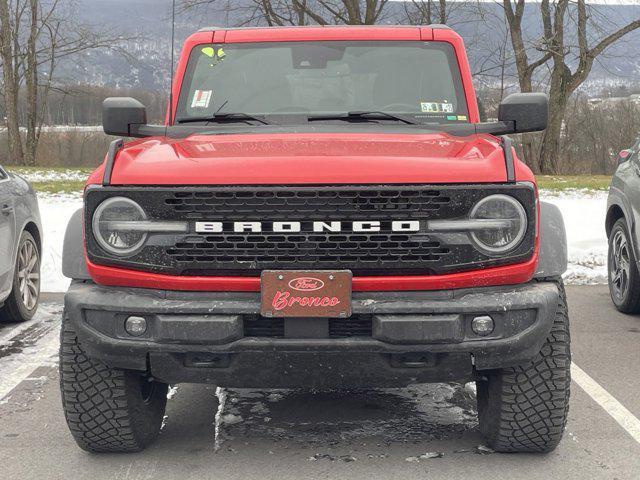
[610,229,631,302]
[17,239,40,311]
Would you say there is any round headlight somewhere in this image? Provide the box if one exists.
[470,194,527,254]
[92,197,147,256]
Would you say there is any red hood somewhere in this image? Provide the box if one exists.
[89,132,534,186]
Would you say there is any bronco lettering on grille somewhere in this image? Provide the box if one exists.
[194,220,421,233]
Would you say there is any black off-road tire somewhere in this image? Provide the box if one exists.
[0,231,40,323]
[607,218,640,313]
[59,313,168,453]
[476,279,571,453]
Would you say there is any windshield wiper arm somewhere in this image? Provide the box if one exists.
[308,111,418,125]
[176,112,270,125]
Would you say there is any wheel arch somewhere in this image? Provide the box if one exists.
[62,208,91,280]
[606,204,626,237]
[22,221,42,252]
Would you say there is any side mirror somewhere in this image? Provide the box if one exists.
[498,93,548,133]
[102,97,148,137]
[617,149,632,166]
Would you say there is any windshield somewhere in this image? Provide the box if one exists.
[176,41,469,125]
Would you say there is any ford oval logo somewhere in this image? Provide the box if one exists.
[288,277,325,292]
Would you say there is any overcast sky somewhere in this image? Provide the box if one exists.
[389,0,640,5]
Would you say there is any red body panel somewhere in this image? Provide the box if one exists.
[87,251,538,293]
[87,26,539,291]
[97,133,526,186]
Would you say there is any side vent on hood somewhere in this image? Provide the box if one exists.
[102,139,124,186]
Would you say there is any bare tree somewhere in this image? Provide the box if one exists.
[402,0,452,25]
[0,0,23,164]
[0,0,127,165]
[181,0,390,26]
[502,0,640,173]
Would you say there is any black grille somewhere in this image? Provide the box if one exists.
[242,315,373,338]
[85,184,537,276]
[243,316,284,338]
[329,315,373,338]
[166,233,450,268]
[164,189,451,219]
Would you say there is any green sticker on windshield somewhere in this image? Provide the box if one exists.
[202,46,226,67]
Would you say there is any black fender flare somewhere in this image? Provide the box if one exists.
[534,201,568,279]
[62,208,90,280]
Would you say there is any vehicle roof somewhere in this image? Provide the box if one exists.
[198,24,452,33]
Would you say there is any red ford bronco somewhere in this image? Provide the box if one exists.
[60,25,570,453]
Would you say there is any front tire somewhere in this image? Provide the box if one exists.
[476,279,571,453]
[59,313,168,453]
[0,230,40,323]
[608,218,640,313]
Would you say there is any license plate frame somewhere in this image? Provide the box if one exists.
[260,270,352,318]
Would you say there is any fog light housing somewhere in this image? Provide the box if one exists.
[471,315,494,336]
[125,316,147,336]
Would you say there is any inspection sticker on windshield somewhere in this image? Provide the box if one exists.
[421,102,454,113]
[191,90,212,109]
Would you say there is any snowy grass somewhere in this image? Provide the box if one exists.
[537,175,611,192]
[4,167,91,194]
[39,193,83,293]
[540,190,608,285]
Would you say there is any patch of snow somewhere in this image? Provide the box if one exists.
[267,392,284,402]
[540,190,608,285]
[18,169,89,183]
[474,445,495,455]
[167,385,179,399]
[160,415,168,431]
[308,453,357,462]
[38,193,83,293]
[220,413,243,426]
[0,303,61,400]
[213,387,227,451]
[463,381,477,396]
[419,452,444,459]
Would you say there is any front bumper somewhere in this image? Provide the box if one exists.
[65,280,560,388]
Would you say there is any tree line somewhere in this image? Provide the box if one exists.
[1,0,640,174]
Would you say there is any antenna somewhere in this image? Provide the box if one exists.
[167,0,177,135]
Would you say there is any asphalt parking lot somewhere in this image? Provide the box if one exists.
[1,285,640,480]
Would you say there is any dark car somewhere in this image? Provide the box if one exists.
[0,165,42,323]
[606,137,640,312]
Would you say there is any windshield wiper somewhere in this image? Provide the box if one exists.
[176,112,270,125]
[308,110,419,125]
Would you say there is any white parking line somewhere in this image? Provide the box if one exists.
[572,362,640,445]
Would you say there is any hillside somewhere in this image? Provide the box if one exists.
[64,0,640,93]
